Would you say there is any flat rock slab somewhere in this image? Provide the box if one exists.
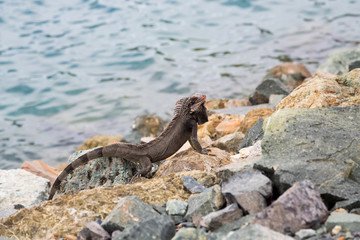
[222,169,272,201]
[224,224,294,240]
[255,106,360,206]
[325,212,360,232]
[0,169,50,218]
[101,196,159,233]
[200,203,243,231]
[252,180,329,234]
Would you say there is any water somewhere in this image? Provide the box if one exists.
[0,0,359,169]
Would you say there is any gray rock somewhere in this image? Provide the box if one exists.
[78,221,111,240]
[325,212,360,232]
[237,117,264,151]
[213,214,256,234]
[269,94,286,108]
[221,169,272,207]
[171,228,222,240]
[182,176,207,193]
[113,214,175,240]
[166,200,188,216]
[249,78,290,105]
[101,196,159,233]
[0,169,50,218]
[295,229,316,240]
[199,203,243,231]
[185,185,225,221]
[318,47,360,74]
[212,132,245,153]
[349,60,360,71]
[224,224,294,240]
[252,180,329,234]
[254,106,360,208]
[58,148,136,196]
[132,114,167,137]
[332,197,360,212]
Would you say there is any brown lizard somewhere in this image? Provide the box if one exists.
[48,93,211,200]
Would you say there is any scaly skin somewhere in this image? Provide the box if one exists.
[48,93,210,200]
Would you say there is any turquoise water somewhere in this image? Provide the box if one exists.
[1,0,359,169]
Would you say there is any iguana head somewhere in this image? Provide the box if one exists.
[174,93,209,124]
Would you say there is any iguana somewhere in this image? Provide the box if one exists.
[48,93,211,200]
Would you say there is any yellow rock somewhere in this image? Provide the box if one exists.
[0,171,216,239]
[154,147,231,177]
[239,108,274,134]
[277,69,360,109]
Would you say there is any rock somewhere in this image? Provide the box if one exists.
[269,94,286,107]
[212,132,245,152]
[197,114,224,139]
[182,176,207,193]
[252,180,329,234]
[325,212,360,232]
[20,160,59,184]
[0,171,214,239]
[57,148,136,197]
[249,78,290,105]
[76,135,123,151]
[332,198,360,212]
[255,106,360,207]
[101,196,159,233]
[234,190,267,214]
[239,107,274,134]
[0,169,50,218]
[112,215,175,240]
[77,221,111,240]
[166,200,188,216]
[216,141,262,182]
[294,229,316,240]
[221,170,271,214]
[154,147,230,177]
[349,60,360,71]
[132,114,167,137]
[205,98,251,110]
[224,224,295,240]
[172,227,221,240]
[331,225,342,235]
[213,214,256,234]
[318,47,360,74]
[276,69,360,109]
[199,203,243,230]
[215,115,244,138]
[185,185,225,222]
[237,116,264,150]
[266,63,311,89]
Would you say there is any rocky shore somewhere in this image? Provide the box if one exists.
[1,47,360,240]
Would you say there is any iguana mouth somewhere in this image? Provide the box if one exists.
[193,93,206,103]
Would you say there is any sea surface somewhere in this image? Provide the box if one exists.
[1,0,359,169]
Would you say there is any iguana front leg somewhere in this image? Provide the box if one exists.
[189,123,212,155]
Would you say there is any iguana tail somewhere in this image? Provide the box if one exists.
[48,147,105,200]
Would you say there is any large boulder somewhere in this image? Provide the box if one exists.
[252,180,328,234]
[254,106,360,208]
[276,69,360,109]
[0,169,50,218]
